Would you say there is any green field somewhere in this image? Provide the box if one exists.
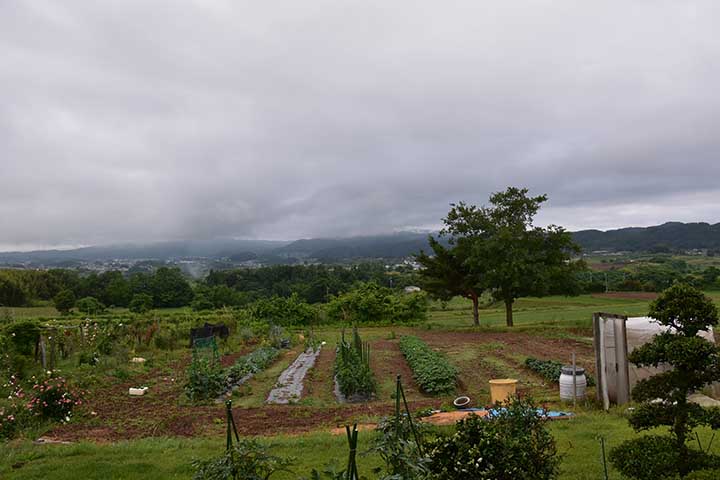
[2,292,719,479]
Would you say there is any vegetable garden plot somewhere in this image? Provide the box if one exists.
[266,347,322,404]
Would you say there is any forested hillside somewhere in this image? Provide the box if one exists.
[572,222,720,252]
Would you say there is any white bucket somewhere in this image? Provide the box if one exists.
[559,366,586,401]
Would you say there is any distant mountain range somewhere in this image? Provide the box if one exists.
[572,222,720,252]
[1,222,719,266]
[0,232,441,266]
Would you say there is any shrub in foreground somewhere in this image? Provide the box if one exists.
[609,435,720,480]
[425,396,560,480]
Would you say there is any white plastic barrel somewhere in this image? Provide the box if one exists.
[559,366,586,401]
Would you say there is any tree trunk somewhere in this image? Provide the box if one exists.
[471,293,480,327]
[674,400,689,476]
[505,298,514,327]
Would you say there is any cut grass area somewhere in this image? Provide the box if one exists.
[4,411,720,480]
[428,294,654,329]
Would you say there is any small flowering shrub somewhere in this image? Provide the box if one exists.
[27,373,83,422]
[1,375,30,440]
[0,406,19,440]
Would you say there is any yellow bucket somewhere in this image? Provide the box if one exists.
[489,378,518,404]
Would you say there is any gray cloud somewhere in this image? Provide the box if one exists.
[1,1,719,250]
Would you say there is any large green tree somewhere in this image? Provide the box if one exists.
[0,275,27,307]
[150,267,194,308]
[470,188,581,326]
[53,289,76,315]
[416,236,485,326]
[420,188,581,327]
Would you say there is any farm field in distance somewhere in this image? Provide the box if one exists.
[2,291,720,479]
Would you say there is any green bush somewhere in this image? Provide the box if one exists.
[76,296,106,315]
[129,293,154,314]
[53,289,76,315]
[524,357,595,386]
[685,469,720,479]
[399,336,456,395]
[425,396,560,480]
[326,282,427,324]
[609,435,720,480]
[249,294,317,326]
[5,321,40,356]
[191,294,215,311]
[27,374,84,422]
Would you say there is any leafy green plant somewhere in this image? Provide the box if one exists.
[399,336,456,395]
[334,329,375,399]
[609,435,719,480]
[524,357,595,386]
[226,347,280,386]
[371,415,430,479]
[425,396,560,479]
[192,438,294,480]
[185,348,226,403]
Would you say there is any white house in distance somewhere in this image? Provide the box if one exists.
[404,286,421,293]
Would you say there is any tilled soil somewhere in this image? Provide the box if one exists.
[46,331,595,442]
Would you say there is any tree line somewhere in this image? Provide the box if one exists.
[0,263,422,313]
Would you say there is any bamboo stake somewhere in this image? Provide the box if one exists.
[572,352,577,408]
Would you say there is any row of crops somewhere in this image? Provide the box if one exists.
[399,335,458,395]
[334,328,376,400]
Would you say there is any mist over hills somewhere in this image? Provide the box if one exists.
[1,222,719,267]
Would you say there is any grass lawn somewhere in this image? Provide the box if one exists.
[3,411,720,479]
[426,293,654,329]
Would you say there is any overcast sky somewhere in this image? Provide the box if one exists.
[1,1,719,251]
